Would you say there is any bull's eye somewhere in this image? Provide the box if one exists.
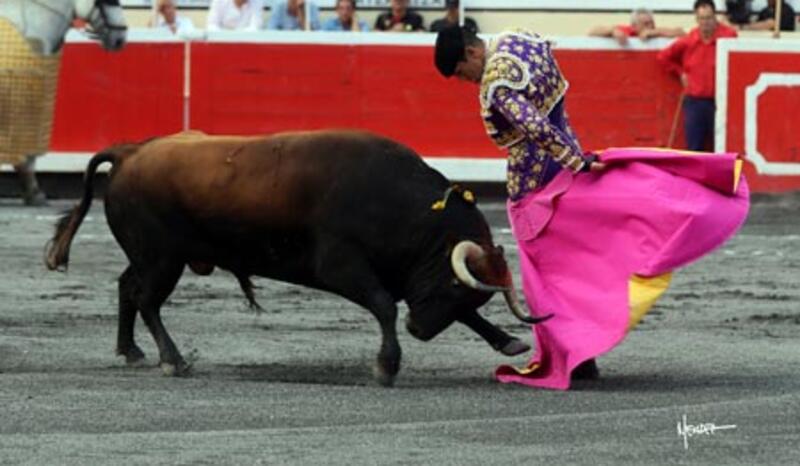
[451,278,461,286]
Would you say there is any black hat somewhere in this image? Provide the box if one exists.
[434,24,465,78]
[445,0,459,6]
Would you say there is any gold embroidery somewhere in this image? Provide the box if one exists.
[494,128,524,147]
[480,53,529,111]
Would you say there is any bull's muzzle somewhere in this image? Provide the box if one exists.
[405,315,438,342]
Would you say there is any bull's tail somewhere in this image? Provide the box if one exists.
[45,151,118,271]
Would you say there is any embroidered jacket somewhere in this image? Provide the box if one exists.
[480,29,588,200]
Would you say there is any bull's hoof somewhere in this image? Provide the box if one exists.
[372,363,396,388]
[117,345,146,365]
[571,359,600,381]
[160,361,192,377]
[498,339,530,356]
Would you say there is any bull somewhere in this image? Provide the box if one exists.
[45,130,550,386]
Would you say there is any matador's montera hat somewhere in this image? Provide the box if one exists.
[434,24,465,78]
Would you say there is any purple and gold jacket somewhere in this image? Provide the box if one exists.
[480,29,589,200]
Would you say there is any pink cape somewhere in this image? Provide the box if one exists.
[496,148,750,390]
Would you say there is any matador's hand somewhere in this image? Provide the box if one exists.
[581,152,607,172]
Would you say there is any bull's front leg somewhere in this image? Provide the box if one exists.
[314,245,401,387]
[458,309,530,356]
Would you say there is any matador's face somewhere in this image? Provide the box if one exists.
[454,45,485,83]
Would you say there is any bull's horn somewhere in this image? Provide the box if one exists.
[451,241,506,293]
[503,273,554,325]
[451,241,553,325]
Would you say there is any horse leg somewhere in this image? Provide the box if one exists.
[457,309,530,356]
[13,155,47,206]
[116,265,145,364]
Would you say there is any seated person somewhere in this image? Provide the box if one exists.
[724,0,754,26]
[739,0,796,31]
[268,0,321,31]
[374,0,425,32]
[151,0,195,35]
[429,0,479,34]
[322,0,369,32]
[589,8,685,45]
[207,0,264,31]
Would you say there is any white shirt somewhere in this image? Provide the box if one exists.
[207,0,265,31]
[156,15,195,35]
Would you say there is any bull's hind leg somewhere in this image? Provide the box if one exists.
[116,265,146,364]
[135,260,189,376]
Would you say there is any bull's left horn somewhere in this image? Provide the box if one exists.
[450,241,506,292]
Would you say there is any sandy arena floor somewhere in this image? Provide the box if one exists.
[0,194,798,465]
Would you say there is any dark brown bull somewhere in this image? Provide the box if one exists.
[45,130,550,386]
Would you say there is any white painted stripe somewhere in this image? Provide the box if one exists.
[65,28,185,43]
[425,157,506,182]
[119,0,718,12]
[714,38,800,53]
[715,38,732,153]
[3,152,508,181]
[0,153,102,173]
[64,28,675,50]
[745,73,800,175]
[717,38,800,153]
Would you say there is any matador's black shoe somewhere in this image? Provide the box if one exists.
[571,358,600,381]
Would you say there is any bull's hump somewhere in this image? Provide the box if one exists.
[158,129,386,148]
[160,131,257,145]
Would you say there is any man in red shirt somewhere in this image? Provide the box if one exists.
[658,0,737,151]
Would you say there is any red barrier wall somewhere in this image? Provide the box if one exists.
[719,43,800,192]
[51,42,185,151]
[46,36,800,192]
[52,41,682,157]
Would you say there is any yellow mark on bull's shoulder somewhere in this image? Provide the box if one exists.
[431,200,446,210]
[431,185,475,211]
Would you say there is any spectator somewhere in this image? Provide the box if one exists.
[430,0,479,34]
[739,0,796,31]
[322,0,369,32]
[374,0,425,32]
[206,0,264,31]
[268,0,321,31]
[151,0,195,35]
[725,0,753,25]
[658,0,737,151]
[589,8,685,45]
